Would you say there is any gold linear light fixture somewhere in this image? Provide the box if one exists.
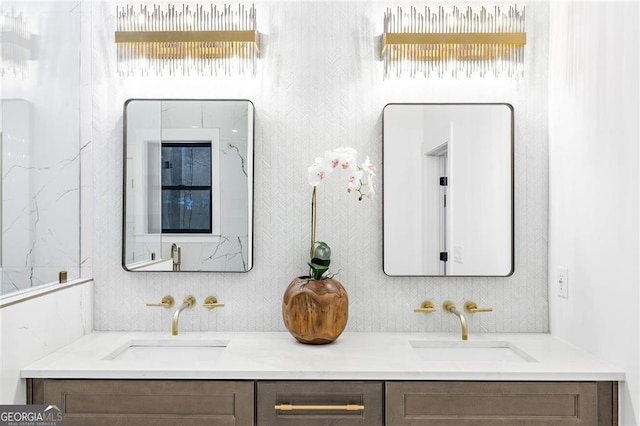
[115,4,258,77]
[381,5,526,78]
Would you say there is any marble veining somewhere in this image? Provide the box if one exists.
[225,143,248,177]
[201,236,247,271]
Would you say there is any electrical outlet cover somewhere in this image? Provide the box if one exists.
[558,267,568,298]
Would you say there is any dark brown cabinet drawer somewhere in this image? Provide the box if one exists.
[257,381,383,425]
[385,381,617,426]
[29,379,254,426]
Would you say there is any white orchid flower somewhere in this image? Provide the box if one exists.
[325,147,358,172]
[364,173,376,199]
[308,147,375,200]
[346,169,364,195]
[361,155,376,176]
[308,157,332,186]
[306,147,375,271]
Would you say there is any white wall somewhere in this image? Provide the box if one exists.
[92,1,549,336]
[0,281,93,404]
[548,2,640,424]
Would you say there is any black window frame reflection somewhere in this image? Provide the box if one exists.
[161,141,213,234]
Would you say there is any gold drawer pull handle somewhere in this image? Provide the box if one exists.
[274,404,365,411]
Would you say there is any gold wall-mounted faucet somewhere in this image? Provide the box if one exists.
[203,296,225,309]
[172,296,196,335]
[146,295,175,308]
[464,301,493,314]
[413,300,436,313]
[443,300,468,340]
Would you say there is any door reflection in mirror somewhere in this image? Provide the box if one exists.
[383,103,513,277]
[123,99,253,272]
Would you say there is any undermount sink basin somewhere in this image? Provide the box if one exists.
[103,339,229,362]
[410,340,536,363]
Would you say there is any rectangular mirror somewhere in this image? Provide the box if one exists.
[123,99,254,272]
[383,103,514,277]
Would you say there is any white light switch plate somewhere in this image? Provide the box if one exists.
[557,267,569,298]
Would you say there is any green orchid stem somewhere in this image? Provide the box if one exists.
[311,185,317,258]
[356,179,369,201]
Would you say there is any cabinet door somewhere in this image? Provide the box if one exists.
[386,381,616,426]
[257,381,383,425]
[29,379,254,426]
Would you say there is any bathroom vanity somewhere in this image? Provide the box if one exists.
[23,332,622,425]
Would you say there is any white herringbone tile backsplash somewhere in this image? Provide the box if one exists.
[91,1,549,333]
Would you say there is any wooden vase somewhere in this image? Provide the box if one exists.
[282,276,349,345]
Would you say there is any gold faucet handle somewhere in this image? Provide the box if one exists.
[203,296,225,309]
[182,295,196,308]
[443,300,458,313]
[146,295,175,308]
[464,301,493,313]
[413,300,436,313]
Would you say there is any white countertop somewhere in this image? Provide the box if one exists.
[21,332,625,381]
